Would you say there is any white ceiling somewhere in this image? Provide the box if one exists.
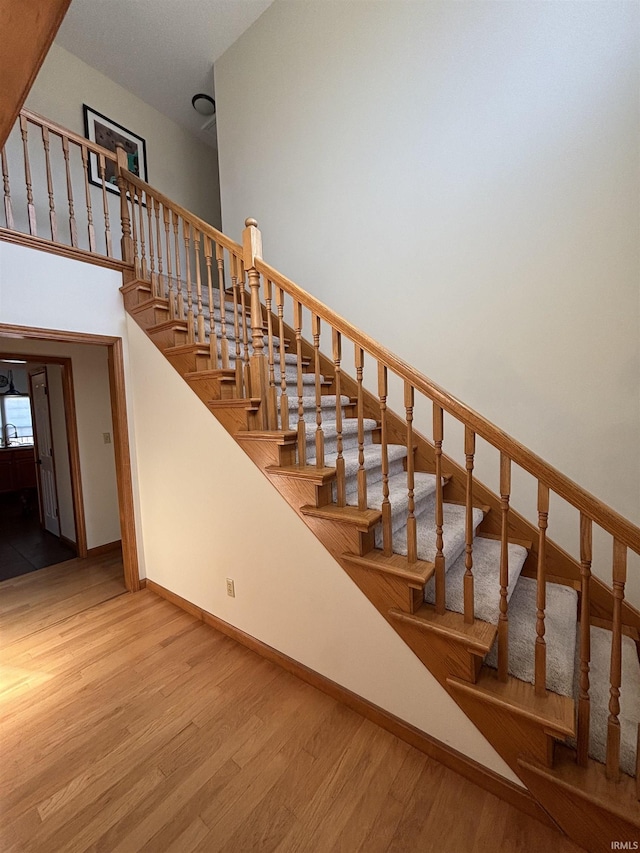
[55,0,273,148]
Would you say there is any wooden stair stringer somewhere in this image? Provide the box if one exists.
[447,670,575,772]
[517,746,640,853]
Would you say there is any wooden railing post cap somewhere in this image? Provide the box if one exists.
[243,217,262,269]
[115,143,128,171]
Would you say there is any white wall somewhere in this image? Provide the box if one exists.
[126,316,519,784]
[0,237,520,781]
[0,241,139,553]
[215,0,640,603]
[27,43,221,227]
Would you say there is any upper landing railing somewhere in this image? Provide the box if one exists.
[2,109,639,788]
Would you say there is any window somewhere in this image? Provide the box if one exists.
[1,396,34,445]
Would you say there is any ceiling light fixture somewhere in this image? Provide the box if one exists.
[191,93,216,117]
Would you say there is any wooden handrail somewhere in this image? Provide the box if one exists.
[121,170,242,257]
[20,108,117,162]
[255,258,640,555]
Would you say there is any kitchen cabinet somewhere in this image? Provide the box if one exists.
[0,446,37,493]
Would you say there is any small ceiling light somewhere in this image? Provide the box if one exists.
[191,94,216,117]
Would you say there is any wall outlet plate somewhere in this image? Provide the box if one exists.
[226,578,235,597]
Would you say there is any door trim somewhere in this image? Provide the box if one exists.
[0,324,140,591]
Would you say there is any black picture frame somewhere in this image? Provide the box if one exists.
[83,104,148,194]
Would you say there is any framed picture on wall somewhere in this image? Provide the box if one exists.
[83,105,148,194]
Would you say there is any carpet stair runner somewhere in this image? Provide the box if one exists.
[124,271,640,849]
[307,399,637,775]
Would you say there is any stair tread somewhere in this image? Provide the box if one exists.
[266,464,337,484]
[184,368,236,380]
[306,419,378,441]
[300,503,381,531]
[572,624,640,776]
[425,536,528,624]
[519,745,640,825]
[166,342,210,356]
[208,398,261,411]
[346,471,438,512]
[448,669,575,737]
[342,550,435,584]
[484,576,578,698]
[390,603,497,653]
[235,430,297,445]
[384,500,484,565]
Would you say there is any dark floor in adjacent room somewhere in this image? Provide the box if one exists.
[0,489,76,581]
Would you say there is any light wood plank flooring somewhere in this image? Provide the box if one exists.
[0,588,583,852]
[0,549,126,645]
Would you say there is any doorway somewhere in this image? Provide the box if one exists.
[0,326,140,593]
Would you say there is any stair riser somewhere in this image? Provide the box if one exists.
[308,430,375,459]
[342,562,424,616]
[165,350,210,374]
[339,456,407,496]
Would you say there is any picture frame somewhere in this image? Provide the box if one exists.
[83,105,148,194]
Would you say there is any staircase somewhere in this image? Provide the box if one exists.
[2,110,640,853]
[117,178,640,849]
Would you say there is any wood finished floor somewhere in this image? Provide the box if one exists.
[0,588,584,853]
[0,549,126,645]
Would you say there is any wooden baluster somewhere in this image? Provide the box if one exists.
[276,285,289,431]
[402,386,418,565]
[379,364,392,556]
[535,482,549,696]
[216,244,230,369]
[19,115,37,236]
[243,218,268,423]
[356,347,367,511]
[146,195,157,293]
[312,315,324,467]
[193,228,205,343]
[41,127,57,242]
[183,220,194,343]
[264,279,278,429]
[1,146,14,229]
[577,513,592,767]
[115,147,132,265]
[61,136,77,247]
[129,183,140,275]
[498,453,511,681]
[155,201,164,298]
[138,189,147,279]
[80,145,96,252]
[333,329,345,506]
[163,206,174,316]
[294,300,306,465]
[204,236,218,369]
[172,211,184,319]
[433,404,445,606]
[98,154,112,258]
[231,255,243,395]
[463,427,475,624]
[606,539,626,782]
[238,260,251,397]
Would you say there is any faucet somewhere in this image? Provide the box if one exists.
[3,424,18,447]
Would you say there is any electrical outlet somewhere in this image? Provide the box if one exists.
[103,432,111,444]
[226,578,235,598]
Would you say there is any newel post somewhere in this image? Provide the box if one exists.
[243,217,268,425]
[115,144,133,266]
